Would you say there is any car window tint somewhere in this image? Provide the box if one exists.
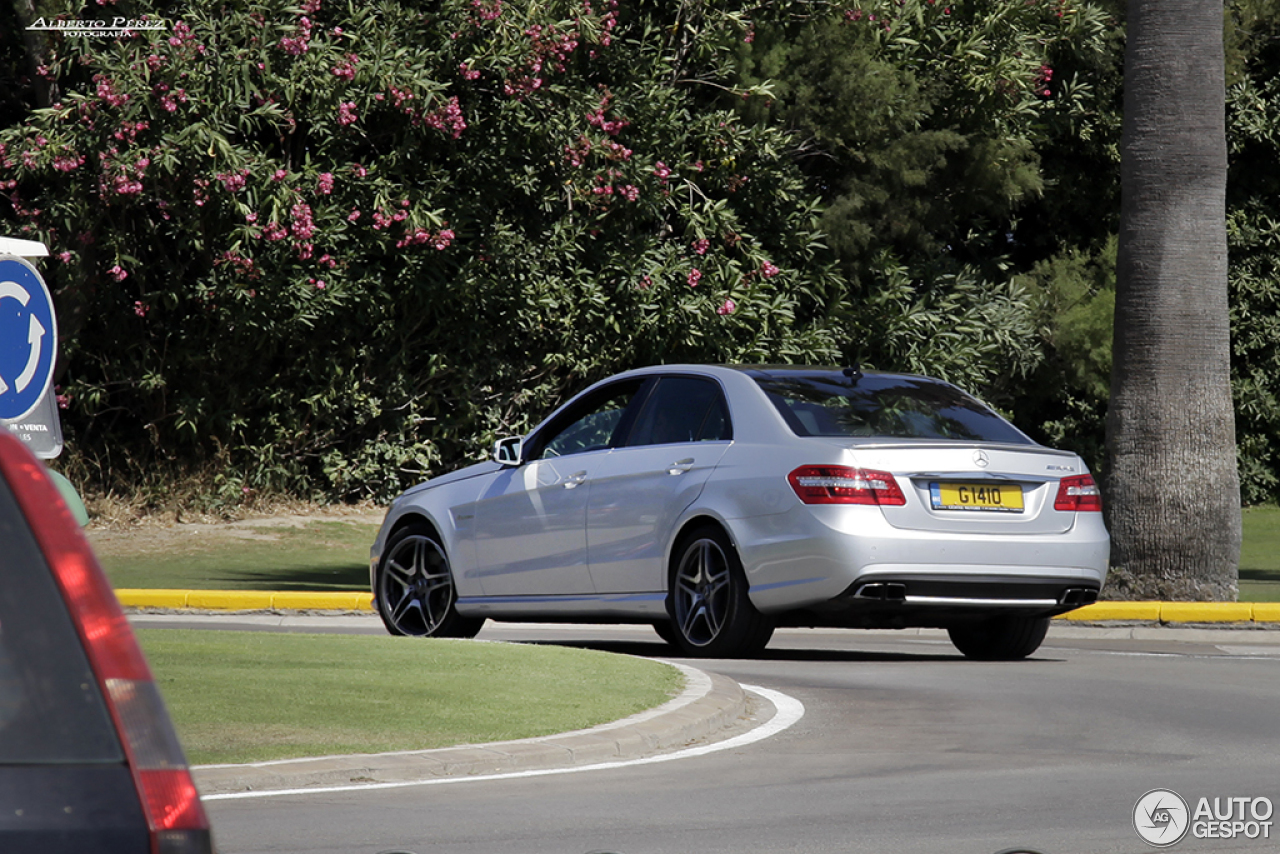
[535,380,643,459]
[627,377,732,447]
[0,481,124,764]
[755,373,1032,444]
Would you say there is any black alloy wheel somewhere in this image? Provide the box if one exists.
[375,523,484,638]
[667,524,774,657]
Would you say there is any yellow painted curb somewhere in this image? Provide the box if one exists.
[1252,603,1280,623]
[113,590,1279,623]
[115,589,373,611]
[270,591,374,611]
[117,589,191,609]
[186,591,275,610]
[1059,601,1162,621]
[1160,602,1255,623]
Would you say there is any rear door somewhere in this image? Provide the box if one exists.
[586,375,732,594]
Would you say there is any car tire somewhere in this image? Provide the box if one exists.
[651,620,680,647]
[947,614,1050,660]
[375,523,484,638]
[667,525,774,658]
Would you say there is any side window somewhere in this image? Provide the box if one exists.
[626,377,732,447]
[533,381,643,459]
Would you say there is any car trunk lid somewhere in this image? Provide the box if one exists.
[847,442,1087,535]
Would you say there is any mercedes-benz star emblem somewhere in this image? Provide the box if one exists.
[973,450,990,468]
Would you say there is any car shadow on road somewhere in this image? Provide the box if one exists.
[515,638,992,663]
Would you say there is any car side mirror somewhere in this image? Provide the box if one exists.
[492,436,523,467]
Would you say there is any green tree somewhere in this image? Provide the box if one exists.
[1,0,839,505]
[733,0,1116,403]
[1225,0,1280,506]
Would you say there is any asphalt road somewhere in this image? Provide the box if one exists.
[197,622,1280,854]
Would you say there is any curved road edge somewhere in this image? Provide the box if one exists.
[195,663,803,800]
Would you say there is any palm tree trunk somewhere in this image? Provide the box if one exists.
[1107,0,1241,599]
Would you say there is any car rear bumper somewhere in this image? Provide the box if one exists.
[732,503,1109,620]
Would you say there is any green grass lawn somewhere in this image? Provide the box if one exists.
[1240,505,1280,602]
[97,508,1280,600]
[96,519,377,591]
[137,629,682,766]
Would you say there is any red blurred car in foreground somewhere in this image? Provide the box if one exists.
[0,431,214,853]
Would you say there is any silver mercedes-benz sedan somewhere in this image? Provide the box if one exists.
[370,365,1109,659]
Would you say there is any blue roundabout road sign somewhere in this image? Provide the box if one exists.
[0,256,58,422]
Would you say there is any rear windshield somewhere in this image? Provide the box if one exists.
[0,481,124,764]
[754,372,1033,444]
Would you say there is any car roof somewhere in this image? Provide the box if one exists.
[616,364,951,386]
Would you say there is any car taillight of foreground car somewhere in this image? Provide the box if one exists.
[0,432,214,854]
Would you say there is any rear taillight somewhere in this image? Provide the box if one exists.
[0,436,213,854]
[788,465,907,506]
[1054,473,1103,512]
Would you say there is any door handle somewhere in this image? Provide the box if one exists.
[563,471,588,488]
[667,458,695,475]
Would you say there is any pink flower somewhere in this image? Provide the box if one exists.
[272,168,288,182]
[52,152,85,172]
[94,74,129,108]
[133,301,149,317]
[687,268,702,288]
[717,299,737,316]
[422,96,466,139]
[109,264,128,282]
[290,202,315,239]
[692,238,710,256]
[331,55,359,80]
[760,261,780,278]
[337,101,358,126]
[351,163,367,177]
[317,172,334,194]
[347,209,361,222]
[217,170,248,192]
[653,161,671,180]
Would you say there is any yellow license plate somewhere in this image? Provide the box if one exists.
[930,482,1024,512]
